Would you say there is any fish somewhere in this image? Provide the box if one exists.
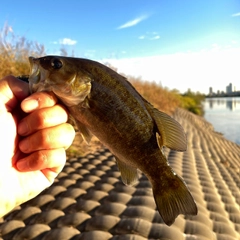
[28,55,198,226]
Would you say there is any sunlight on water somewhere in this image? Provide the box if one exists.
[203,97,240,145]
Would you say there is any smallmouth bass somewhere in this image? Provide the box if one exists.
[28,56,197,225]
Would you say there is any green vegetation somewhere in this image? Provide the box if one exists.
[0,23,204,116]
[179,90,205,116]
[123,75,205,116]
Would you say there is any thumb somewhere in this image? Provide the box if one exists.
[0,76,29,111]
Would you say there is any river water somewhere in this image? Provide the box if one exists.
[203,97,240,145]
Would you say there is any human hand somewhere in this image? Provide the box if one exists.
[0,75,75,217]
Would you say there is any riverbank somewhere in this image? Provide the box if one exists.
[206,92,240,98]
[1,108,239,239]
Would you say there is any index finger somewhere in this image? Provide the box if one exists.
[21,91,58,113]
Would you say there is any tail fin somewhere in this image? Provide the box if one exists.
[152,173,197,226]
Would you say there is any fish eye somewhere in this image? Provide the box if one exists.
[51,58,63,69]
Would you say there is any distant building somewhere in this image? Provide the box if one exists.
[209,87,213,95]
[207,83,240,97]
[226,83,233,94]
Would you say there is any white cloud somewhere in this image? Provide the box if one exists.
[151,35,160,40]
[101,47,240,94]
[139,32,160,40]
[231,12,240,17]
[59,38,77,45]
[117,15,148,29]
[51,38,77,45]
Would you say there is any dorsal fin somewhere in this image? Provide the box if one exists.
[145,102,187,151]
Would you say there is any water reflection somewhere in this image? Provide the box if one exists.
[227,100,236,111]
[206,97,240,111]
[203,97,240,145]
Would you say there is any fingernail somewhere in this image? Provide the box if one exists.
[17,159,28,171]
[22,98,39,112]
[19,138,29,152]
[18,121,28,135]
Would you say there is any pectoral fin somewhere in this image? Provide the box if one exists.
[145,103,187,151]
[116,157,139,186]
[74,119,92,144]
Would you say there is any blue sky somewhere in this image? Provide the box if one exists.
[1,0,240,93]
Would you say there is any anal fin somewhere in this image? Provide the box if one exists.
[116,157,139,186]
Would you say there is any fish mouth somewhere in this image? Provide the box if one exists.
[28,57,49,94]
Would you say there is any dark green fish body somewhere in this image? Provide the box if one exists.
[28,56,197,225]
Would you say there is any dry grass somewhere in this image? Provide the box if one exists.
[0,23,185,156]
[0,23,45,78]
[0,23,181,115]
[129,78,180,115]
[105,65,181,115]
